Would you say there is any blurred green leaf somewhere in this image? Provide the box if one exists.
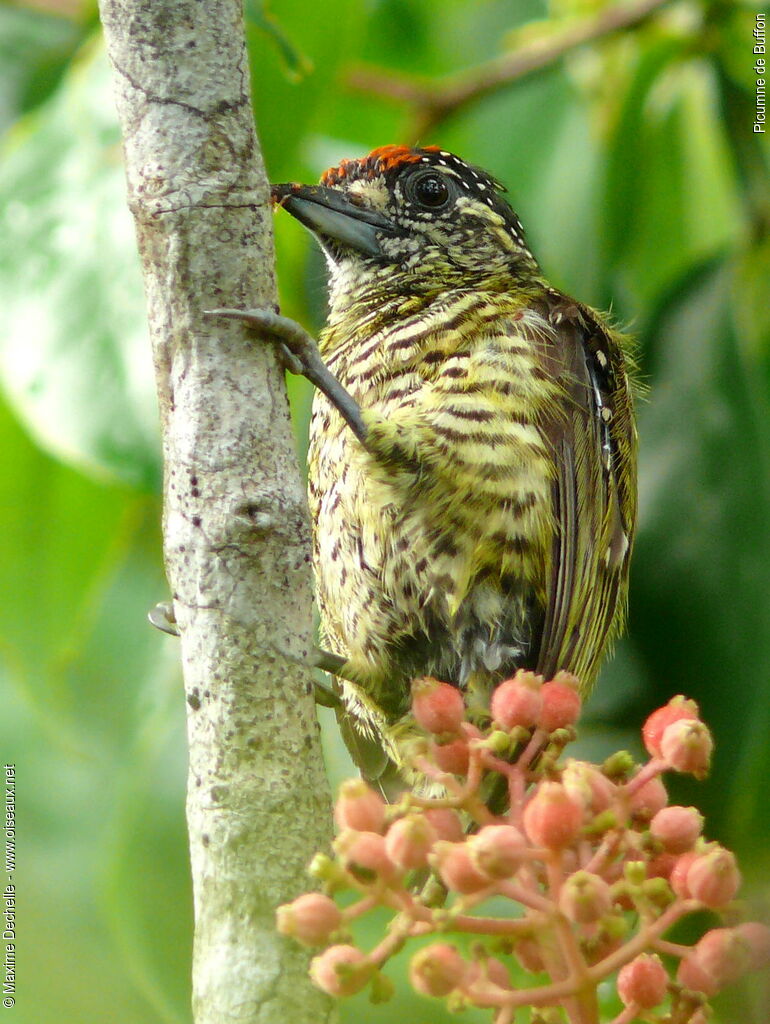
[248,0,367,181]
[604,48,742,311]
[0,387,190,1023]
[632,257,770,861]
[0,5,87,135]
[733,236,770,362]
[0,38,159,489]
[525,100,604,302]
[245,0,312,81]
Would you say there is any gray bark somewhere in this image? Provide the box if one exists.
[98,2,335,1021]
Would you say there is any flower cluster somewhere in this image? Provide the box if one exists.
[277,674,769,1024]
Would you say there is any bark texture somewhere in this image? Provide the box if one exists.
[98,3,335,1021]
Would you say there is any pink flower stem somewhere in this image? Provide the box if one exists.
[410,758,464,796]
[448,913,542,937]
[623,757,666,798]
[544,853,600,1024]
[388,882,546,937]
[508,767,527,825]
[341,894,380,921]
[379,864,699,1016]
[582,829,624,876]
[586,898,700,981]
[608,1004,642,1024]
[545,849,566,895]
[408,750,494,823]
[496,879,556,915]
[518,728,549,771]
[365,909,420,967]
[652,937,693,958]
[457,971,596,1012]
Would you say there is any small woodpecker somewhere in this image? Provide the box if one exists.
[215,144,637,793]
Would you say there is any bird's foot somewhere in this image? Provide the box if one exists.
[206,307,367,443]
[148,605,346,709]
[207,308,315,376]
[148,600,180,636]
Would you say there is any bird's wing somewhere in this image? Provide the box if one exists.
[534,294,637,687]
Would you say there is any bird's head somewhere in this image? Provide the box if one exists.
[272,145,540,312]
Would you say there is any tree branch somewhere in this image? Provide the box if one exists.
[348,0,673,138]
[98,3,335,1022]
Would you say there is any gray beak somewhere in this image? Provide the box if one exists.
[271,183,397,258]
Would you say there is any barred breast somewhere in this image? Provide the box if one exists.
[307,290,563,724]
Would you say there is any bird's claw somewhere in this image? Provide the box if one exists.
[205,307,319,378]
[207,306,369,445]
[278,342,304,376]
[148,600,180,636]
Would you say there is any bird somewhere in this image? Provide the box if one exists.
[216,144,637,792]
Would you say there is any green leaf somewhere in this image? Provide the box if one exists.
[603,44,742,311]
[0,5,86,134]
[247,0,367,181]
[631,257,770,858]
[0,38,160,489]
[245,0,313,81]
[0,387,191,1022]
[524,100,604,303]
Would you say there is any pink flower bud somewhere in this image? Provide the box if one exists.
[562,760,617,813]
[734,922,770,971]
[310,944,370,996]
[334,829,397,883]
[650,805,703,853]
[686,846,741,908]
[558,870,613,923]
[409,943,467,997]
[677,953,719,996]
[669,851,699,898]
[693,927,753,987]
[430,841,490,894]
[466,956,511,990]
[523,781,584,849]
[660,719,713,778]
[411,677,465,734]
[539,672,582,731]
[334,779,387,833]
[432,723,482,773]
[469,825,526,880]
[646,851,677,881]
[384,814,438,871]
[490,670,543,730]
[627,773,668,821]
[642,696,700,758]
[424,807,464,843]
[514,936,546,973]
[431,736,470,775]
[276,892,342,947]
[617,953,668,1009]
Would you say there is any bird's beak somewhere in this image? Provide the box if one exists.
[271,183,397,258]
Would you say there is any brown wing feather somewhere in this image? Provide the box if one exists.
[535,295,637,688]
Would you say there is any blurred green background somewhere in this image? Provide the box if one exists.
[1,0,768,1021]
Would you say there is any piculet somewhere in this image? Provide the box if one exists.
[218,145,638,793]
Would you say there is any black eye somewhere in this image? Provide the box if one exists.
[411,172,451,209]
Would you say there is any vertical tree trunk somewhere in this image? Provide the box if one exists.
[98,3,335,1021]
